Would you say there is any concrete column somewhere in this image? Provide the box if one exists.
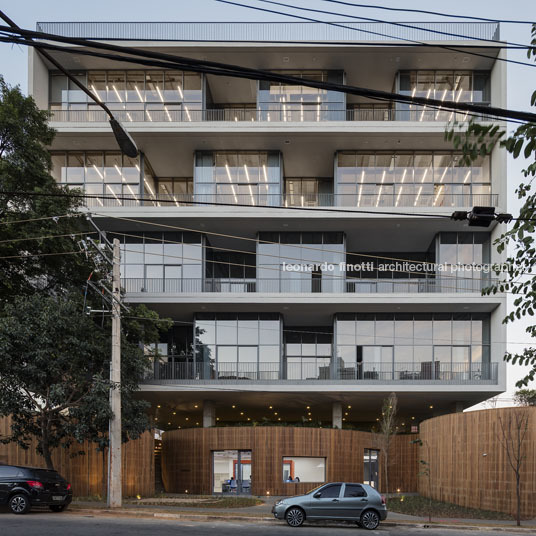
[455,402,464,413]
[332,402,342,429]
[203,400,216,428]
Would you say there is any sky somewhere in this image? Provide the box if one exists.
[1,0,535,407]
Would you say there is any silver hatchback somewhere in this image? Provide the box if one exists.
[272,482,387,529]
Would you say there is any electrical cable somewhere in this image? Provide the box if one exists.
[0,213,76,225]
[0,190,488,220]
[0,32,510,126]
[0,230,97,245]
[0,32,522,125]
[314,0,534,47]
[121,315,531,346]
[0,25,533,123]
[259,0,533,48]
[214,0,536,69]
[310,1,536,25]
[0,250,82,260]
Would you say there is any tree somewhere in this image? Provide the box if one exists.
[445,25,536,388]
[0,76,95,305]
[373,392,398,500]
[497,410,530,526]
[514,389,536,406]
[411,438,433,523]
[0,292,170,470]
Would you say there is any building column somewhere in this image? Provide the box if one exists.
[203,400,216,428]
[332,402,342,429]
[455,402,464,413]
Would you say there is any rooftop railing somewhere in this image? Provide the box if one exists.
[49,105,493,123]
[84,192,498,209]
[122,276,493,295]
[36,21,500,42]
[145,359,498,385]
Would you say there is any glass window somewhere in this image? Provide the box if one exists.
[344,484,366,498]
[317,484,341,498]
[282,457,326,483]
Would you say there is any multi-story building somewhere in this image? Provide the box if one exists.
[30,21,507,493]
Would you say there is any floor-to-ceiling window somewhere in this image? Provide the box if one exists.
[257,232,345,293]
[397,70,490,121]
[194,151,282,206]
[195,314,281,380]
[335,313,490,381]
[111,231,204,293]
[257,70,345,121]
[50,151,142,206]
[284,327,333,380]
[50,69,203,121]
[335,151,491,208]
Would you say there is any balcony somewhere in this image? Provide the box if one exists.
[122,275,493,295]
[49,105,493,124]
[144,359,498,385]
[85,192,498,209]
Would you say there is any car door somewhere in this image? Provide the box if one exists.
[307,483,342,519]
[0,466,18,503]
[337,483,369,519]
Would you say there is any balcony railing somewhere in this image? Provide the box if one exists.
[49,105,493,123]
[122,276,493,295]
[146,359,498,384]
[85,192,498,209]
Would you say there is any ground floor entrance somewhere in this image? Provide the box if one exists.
[213,450,252,494]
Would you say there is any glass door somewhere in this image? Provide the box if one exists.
[213,450,252,494]
[363,449,380,489]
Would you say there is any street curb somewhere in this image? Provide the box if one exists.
[68,507,535,531]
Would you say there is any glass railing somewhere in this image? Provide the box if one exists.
[83,192,498,208]
[122,276,494,295]
[49,104,494,123]
[146,358,498,384]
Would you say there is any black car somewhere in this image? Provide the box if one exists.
[0,464,72,514]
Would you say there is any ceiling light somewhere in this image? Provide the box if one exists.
[157,405,161,408]
[347,405,351,409]
[269,406,273,409]
[232,405,236,409]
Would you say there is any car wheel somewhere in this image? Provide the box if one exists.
[360,510,380,530]
[49,505,68,512]
[9,494,30,515]
[285,507,305,527]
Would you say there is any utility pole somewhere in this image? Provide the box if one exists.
[108,238,122,508]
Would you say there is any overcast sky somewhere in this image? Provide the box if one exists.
[1,0,535,406]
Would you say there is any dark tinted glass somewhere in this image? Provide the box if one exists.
[32,469,63,481]
[344,484,366,497]
[0,466,19,477]
[319,484,341,498]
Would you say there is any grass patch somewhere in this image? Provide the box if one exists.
[388,495,514,521]
[126,496,263,508]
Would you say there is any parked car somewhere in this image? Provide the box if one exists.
[272,482,387,529]
[0,464,72,514]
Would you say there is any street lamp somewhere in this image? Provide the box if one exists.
[0,10,138,158]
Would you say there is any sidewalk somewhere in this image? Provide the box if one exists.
[69,497,536,531]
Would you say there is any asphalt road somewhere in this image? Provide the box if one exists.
[0,512,528,536]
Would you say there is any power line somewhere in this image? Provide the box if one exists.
[263,0,533,48]
[214,0,536,69]
[312,2,536,25]
[0,250,82,260]
[0,213,76,225]
[122,315,534,347]
[0,25,534,123]
[0,190,456,219]
[0,230,97,245]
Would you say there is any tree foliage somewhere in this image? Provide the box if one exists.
[0,292,169,470]
[514,389,536,406]
[0,76,97,304]
[445,25,536,387]
[0,77,172,468]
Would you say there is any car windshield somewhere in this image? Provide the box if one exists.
[306,484,324,495]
